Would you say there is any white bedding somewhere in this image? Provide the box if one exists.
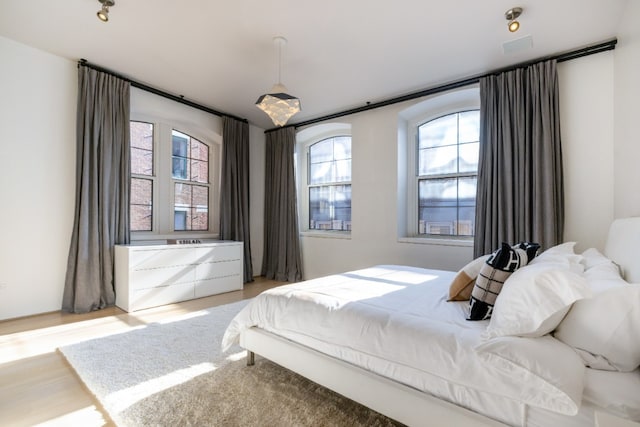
[222,264,586,423]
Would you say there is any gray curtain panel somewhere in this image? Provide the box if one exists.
[261,127,303,282]
[474,59,564,257]
[62,66,130,313]
[220,116,253,282]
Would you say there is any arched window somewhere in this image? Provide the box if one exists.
[417,111,479,236]
[129,120,219,238]
[307,136,352,231]
[400,86,480,241]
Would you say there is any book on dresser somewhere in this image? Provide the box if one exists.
[114,240,243,312]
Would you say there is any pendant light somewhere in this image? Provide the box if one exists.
[255,37,301,127]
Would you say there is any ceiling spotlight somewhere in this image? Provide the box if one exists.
[256,37,301,127]
[505,7,523,32]
[97,0,115,22]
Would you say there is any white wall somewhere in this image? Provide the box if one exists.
[0,36,76,320]
[614,0,640,219]
[298,53,617,280]
[559,52,615,252]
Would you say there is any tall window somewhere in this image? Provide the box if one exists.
[129,119,217,238]
[307,136,352,231]
[417,110,479,236]
[130,121,154,232]
[172,130,209,231]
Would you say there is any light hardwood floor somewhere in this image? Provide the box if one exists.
[0,277,284,427]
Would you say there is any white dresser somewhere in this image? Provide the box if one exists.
[114,241,243,312]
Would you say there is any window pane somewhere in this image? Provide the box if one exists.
[172,157,188,180]
[457,206,475,236]
[459,141,479,173]
[190,159,208,183]
[131,147,153,175]
[191,138,208,161]
[130,122,153,150]
[419,178,458,207]
[418,177,476,236]
[309,139,334,163]
[309,162,333,185]
[334,159,351,182]
[174,183,192,206]
[174,183,208,231]
[130,122,153,176]
[192,185,208,207]
[309,184,351,231]
[458,110,480,143]
[191,208,208,231]
[174,210,187,231]
[130,178,152,232]
[419,114,458,149]
[131,205,152,231]
[418,207,457,235]
[172,133,188,156]
[418,145,457,175]
[459,176,477,202]
[333,136,351,160]
[131,178,152,204]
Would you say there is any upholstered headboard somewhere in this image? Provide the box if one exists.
[604,217,640,283]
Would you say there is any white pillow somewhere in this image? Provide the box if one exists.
[475,335,585,415]
[484,263,592,339]
[529,242,584,273]
[581,247,614,270]
[554,284,640,372]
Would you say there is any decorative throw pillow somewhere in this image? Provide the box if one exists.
[483,264,591,338]
[468,242,538,321]
[513,241,541,261]
[448,255,491,301]
[554,284,640,372]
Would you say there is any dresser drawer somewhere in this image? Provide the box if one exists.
[195,245,242,263]
[129,247,198,270]
[194,275,242,298]
[130,265,196,290]
[129,282,195,311]
[195,260,242,281]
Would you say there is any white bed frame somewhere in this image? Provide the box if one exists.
[240,328,506,426]
[239,217,640,427]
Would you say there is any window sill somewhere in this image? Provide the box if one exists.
[300,230,352,240]
[398,236,473,247]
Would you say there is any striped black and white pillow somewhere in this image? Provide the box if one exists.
[467,241,540,321]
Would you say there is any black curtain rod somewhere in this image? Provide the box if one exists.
[78,59,248,124]
[276,38,617,132]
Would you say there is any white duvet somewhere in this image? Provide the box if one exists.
[222,265,585,421]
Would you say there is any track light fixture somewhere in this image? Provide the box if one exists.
[505,7,523,32]
[97,0,115,22]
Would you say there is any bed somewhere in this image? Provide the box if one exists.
[222,218,640,426]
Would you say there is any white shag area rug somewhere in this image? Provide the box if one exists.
[59,299,401,427]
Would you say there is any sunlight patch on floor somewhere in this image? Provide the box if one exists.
[34,406,107,427]
[106,362,217,413]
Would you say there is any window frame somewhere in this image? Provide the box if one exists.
[296,123,353,238]
[129,114,221,241]
[403,87,480,244]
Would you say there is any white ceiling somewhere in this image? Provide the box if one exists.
[0,0,628,129]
